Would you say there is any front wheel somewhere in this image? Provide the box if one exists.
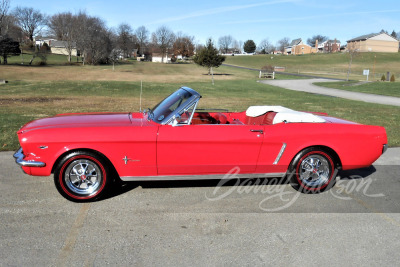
[288,148,338,193]
[54,151,112,202]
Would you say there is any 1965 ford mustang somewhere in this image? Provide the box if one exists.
[14,87,387,202]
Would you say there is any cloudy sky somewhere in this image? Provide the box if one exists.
[10,0,400,46]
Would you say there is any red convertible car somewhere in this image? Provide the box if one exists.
[14,87,387,202]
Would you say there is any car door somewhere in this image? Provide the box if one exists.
[157,124,265,175]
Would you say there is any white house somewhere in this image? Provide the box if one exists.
[151,53,172,63]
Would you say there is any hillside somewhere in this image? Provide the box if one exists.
[224,52,400,81]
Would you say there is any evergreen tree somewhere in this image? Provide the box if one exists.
[0,37,21,64]
[193,39,225,84]
[391,30,397,39]
[243,40,256,53]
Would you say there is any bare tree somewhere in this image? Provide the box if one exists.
[172,32,194,58]
[135,25,148,56]
[13,6,45,41]
[152,25,175,63]
[258,38,275,54]
[277,37,290,53]
[218,35,233,54]
[232,40,241,53]
[306,35,328,46]
[346,42,359,81]
[48,12,76,62]
[0,0,10,36]
[74,11,114,65]
[116,23,135,58]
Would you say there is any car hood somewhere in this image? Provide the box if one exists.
[18,112,143,132]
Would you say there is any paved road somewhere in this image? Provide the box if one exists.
[1,150,399,266]
[260,79,400,107]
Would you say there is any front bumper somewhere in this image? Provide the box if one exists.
[13,147,46,167]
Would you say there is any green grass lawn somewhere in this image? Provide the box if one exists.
[314,81,400,98]
[225,53,400,80]
[5,52,81,65]
[1,78,399,150]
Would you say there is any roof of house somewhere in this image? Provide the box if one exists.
[49,40,76,48]
[347,32,398,42]
[289,38,302,46]
[326,39,340,43]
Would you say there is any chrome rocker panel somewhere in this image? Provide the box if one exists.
[120,172,286,182]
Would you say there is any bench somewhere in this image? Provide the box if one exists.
[259,71,275,79]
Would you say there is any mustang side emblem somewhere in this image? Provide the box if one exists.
[123,156,140,165]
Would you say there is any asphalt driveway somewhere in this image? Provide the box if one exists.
[259,79,400,107]
[1,149,399,266]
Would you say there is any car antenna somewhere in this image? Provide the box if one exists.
[139,80,143,112]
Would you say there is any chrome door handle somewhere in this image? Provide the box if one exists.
[250,129,263,134]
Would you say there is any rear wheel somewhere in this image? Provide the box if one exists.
[54,151,112,202]
[288,148,338,193]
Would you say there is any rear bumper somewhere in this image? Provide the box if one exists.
[13,147,46,167]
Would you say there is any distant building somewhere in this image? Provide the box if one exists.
[346,32,399,53]
[317,40,341,53]
[284,38,317,55]
[34,38,79,57]
[151,53,173,63]
[49,40,79,57]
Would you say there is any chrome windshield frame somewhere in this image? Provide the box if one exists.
[150,87,202,125]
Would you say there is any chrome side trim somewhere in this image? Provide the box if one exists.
[13,148,46,167]
[273,143,287,165]
[120,172,286,182]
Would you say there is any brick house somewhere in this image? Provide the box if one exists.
[284,38,317,55]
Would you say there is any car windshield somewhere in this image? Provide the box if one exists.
[150,88,193,123]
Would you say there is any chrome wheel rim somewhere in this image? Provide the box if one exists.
[64,159,102,196]
[299,155,330,187]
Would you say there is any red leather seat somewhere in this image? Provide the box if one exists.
[214,113,228,124]
[245,112,277,125]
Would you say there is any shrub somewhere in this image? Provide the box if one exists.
[381,74,386,81]
[390,74,395,82]
[39,43,50,53]
[170,55,177,63]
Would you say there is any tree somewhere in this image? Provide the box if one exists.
[152,25,175,63]
[193,39,225,85]
[218,35,233,54]
[0,0,10,36]
[306,35,328,46]
[13,6,45,41]
[116,23,135,58]
[277,37,290,53]
[74,12,114,65]
[232,39,241,53]
[258,39,275,54]
[390,30,397,39]
[0,37,21,64]
[135,25,149,56]
[346,42,359,81]
[48,12,76,62]
[243,39,256,53]
[172,33,194,58]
